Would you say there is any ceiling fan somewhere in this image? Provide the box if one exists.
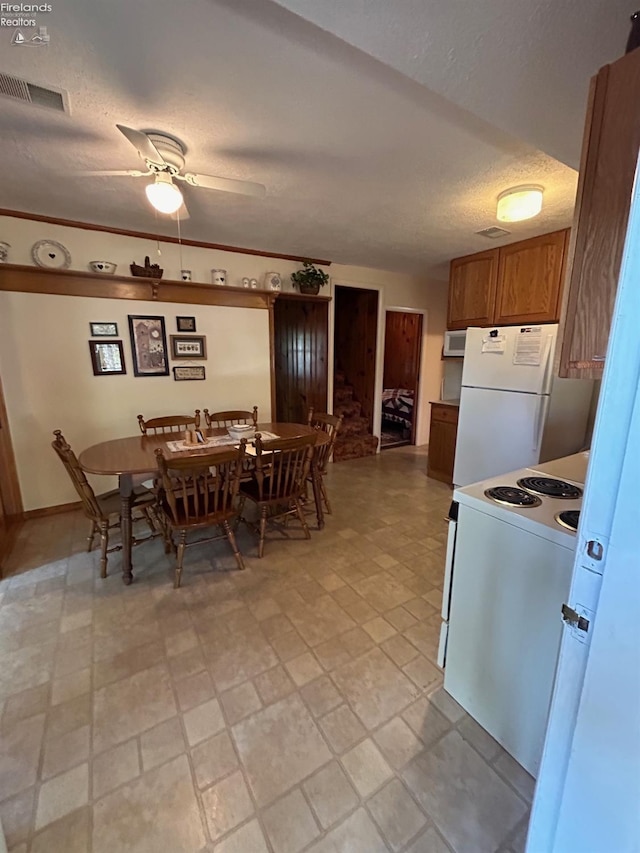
[80,125,266,216]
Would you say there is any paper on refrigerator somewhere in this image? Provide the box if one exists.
[481,335,505,353]
[513,326,543,366]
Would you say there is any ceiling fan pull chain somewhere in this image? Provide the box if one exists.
[153,207,162,258]
[176,212,183,270]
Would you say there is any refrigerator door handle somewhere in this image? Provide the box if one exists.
[540,333,554,394]
[533,395,550,453]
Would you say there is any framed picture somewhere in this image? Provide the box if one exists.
[90,322,118,337]
[170,335,207,359]
[89,340,126,376]
[128,315,169,377]
[176,316,196,332]
[173,365,206,381]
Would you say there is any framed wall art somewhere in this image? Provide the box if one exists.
[89,340,126,376]
[170,335,207,359]
[176,316,196,332]
[173,365,206,381]
[128,315,169,377]
[90,322,118,337]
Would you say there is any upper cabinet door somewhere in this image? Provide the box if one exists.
[447,249,498,330]
[559,49,640,378]
[494,230,568,326]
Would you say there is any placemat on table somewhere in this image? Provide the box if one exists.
[165,431,280,453]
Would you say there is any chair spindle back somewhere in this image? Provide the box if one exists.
[307,409,343,472]
[155,442,246,525]
[51,430,103,520]
[138,412,201,434]
[253,433,316,502]
[203,407,258,429]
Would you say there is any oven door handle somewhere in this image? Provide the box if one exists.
[441,511,458,620]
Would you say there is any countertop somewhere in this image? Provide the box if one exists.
[430,399,460,408]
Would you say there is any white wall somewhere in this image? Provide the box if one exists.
[0,292,271,510]
[0,214,447,509]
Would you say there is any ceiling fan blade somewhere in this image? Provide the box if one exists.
[76,169,149,177]
[182,172,266,198]
[116,124,166,166]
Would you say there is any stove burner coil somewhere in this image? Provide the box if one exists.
[484,486,542,508]
[517,477,582,499]
[555,510,580,532]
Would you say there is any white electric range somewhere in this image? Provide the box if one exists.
[438,453,588,777]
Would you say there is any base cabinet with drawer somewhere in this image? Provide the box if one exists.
[427,403,459,484]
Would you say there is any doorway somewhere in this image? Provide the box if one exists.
[274,295,329,424]
[332,285,379,461]
[381,310,423,449]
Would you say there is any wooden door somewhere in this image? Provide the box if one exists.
[334,286,379,430]
[560,49,640,378]
[447,249,499,330]
[494,230,568,325]
[383,311,423,443]
[427,404,459,484]
[0,371,22,575]
[274,295,329,424]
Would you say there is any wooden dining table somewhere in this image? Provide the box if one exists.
[79,422,329,584]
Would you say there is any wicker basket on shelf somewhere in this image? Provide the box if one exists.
[130,256,164,278]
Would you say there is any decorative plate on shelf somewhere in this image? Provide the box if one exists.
[31,239,72,270]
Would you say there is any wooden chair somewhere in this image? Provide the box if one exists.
[203,407,258,429]
[306,409,343,515]
[154,443,246,588]
[137,412,201,434]
[51,430,158,578]
[238,432,317,557]
[136,413,203,491]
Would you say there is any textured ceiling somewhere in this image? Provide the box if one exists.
[0,0,633,276]
[269,0,636,169]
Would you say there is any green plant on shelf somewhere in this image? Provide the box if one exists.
[290,261,329,295]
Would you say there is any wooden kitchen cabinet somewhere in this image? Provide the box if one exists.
[447,250,498,330]
[427,403,459,484]
[559,48,640,378]
[494,229,569,325]
[447,230,568,330]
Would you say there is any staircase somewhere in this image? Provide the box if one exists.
[333,370,379,462]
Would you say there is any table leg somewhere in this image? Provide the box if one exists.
[119,473,134,585]
[311,463,325,530]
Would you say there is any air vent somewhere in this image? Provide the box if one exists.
[0,73,67,112]
[476,226,511,239]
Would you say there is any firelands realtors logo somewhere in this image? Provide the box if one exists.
[1,2,52,45]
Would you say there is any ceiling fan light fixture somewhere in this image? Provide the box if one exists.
[496,185,544,222]
[145,173,183,214]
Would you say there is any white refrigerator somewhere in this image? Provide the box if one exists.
[453,324,593,487]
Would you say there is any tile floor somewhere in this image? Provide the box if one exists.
[0,446,532,852]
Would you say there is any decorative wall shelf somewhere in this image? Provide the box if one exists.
[277,291,332,302]
[0,264,278,309]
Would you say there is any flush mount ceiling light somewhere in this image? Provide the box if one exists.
[496,185,544,222]
[145,172,184,214]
